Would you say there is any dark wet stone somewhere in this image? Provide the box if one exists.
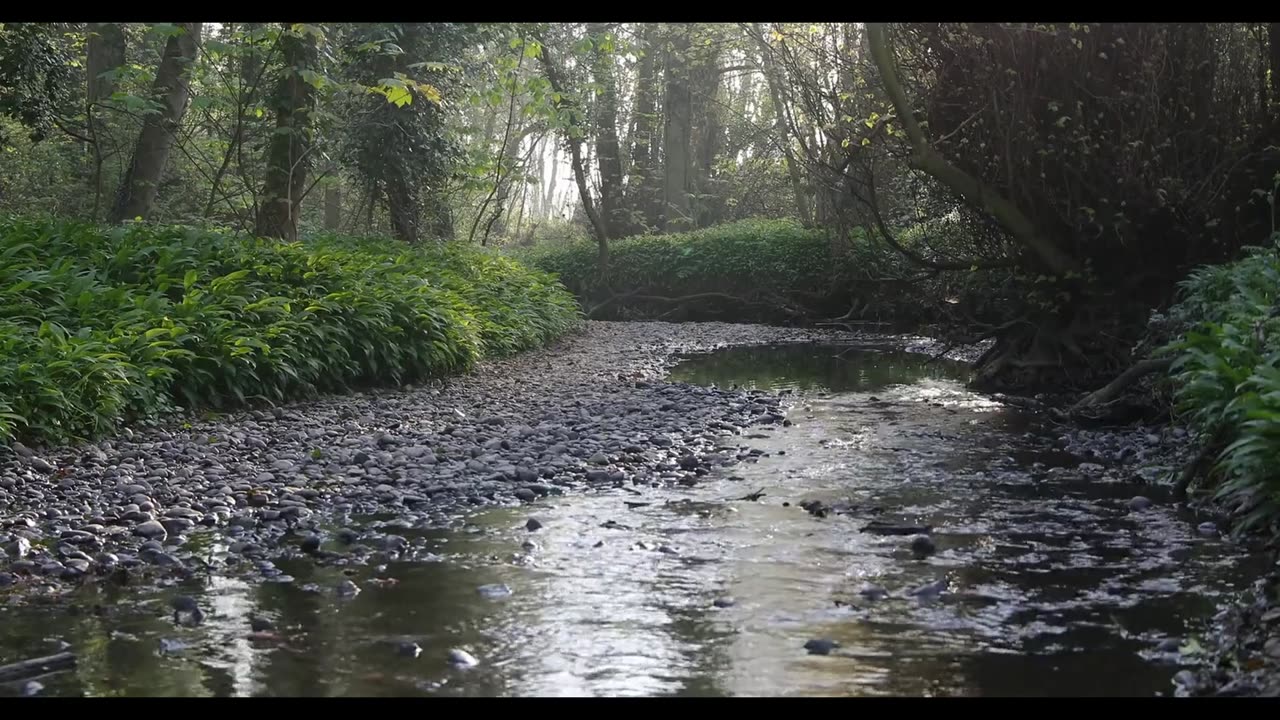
[29,457,55,474]
[300,535,322,554]
[513,488,536,502]
[525,518,543,532]
[1157,638,1181,652]
[337,528,360,544]
[134,520,167,540]
[585,469,610,482]
[249,616,275,632]
[1197,522,1219,537]
[161,518,195,535]
[804,638,839,655]
[0,571,14,587]
[21,680,43,696]
[862,521,931,536]
[337,579,361,597]
[712,597,736,608]
[910,535,936,559]
[1128,496,1153,512]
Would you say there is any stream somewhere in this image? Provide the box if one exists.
[0,343,1263,697]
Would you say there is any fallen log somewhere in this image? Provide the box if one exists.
[0,651,76,682]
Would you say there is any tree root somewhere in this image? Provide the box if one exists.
[1069,357,1173,414]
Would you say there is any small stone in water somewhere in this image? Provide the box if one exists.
[21,680,43,696]
[1156,638,1181,652]
[159,638,189,655]
[804,638,839,655]
[1197,521,1219,537]
[521,540,538,551]
[712,597,735,608]
[300,535,321,554]
[250,616,275,633]
[858,584,889,601]
[448,648,479,668]
[1128,496,1153,512]
[337,579,361,597]
[909,535,936,559]
[525,518,543,532]
[398,641,422,658]
[477,583,512,599]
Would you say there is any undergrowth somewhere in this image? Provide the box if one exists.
[1166,244,1280,537]
[0,217,581,446]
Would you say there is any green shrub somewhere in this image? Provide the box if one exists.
[1165,246,1280,534]
[0,217,581,445]
[516,217,976,325]
[520,218,835,297]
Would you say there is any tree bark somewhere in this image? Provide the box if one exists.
[587,23,625,238]
[865,23,1080,276]
[324,184,341,230]
[536,38,609,272]
[689,33,722,228]
[752,24,811,226]
[626,24,660,230]
[110,23,202,223]
[86,23,125,102]
[255,24,317,241]
[661,25,693,231]
[1270,24,1280,114]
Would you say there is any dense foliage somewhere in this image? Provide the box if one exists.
[0,217,580,445]
[1166,245,1280,535]
[519,218,971,325]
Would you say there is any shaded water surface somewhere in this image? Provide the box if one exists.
[0,345,1261,696]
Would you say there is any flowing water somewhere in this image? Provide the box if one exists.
[0,344,1264,697]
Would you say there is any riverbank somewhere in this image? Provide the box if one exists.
[0,320,1271,696]
[1,322,888,596]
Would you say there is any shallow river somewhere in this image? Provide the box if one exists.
[0,344,1262,696]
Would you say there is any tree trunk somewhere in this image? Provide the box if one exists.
[110,23,202,223]
[1270,23,1280,114]
[536,38,610,272]
[255,24,317,241]
[865,23,1079,276]
[587,23,626,238]
[752,24,811,226]
[661,25,693,231]
[689,35,722,228]
[86,23,125,102]
[626,24,660,230]
[386,177,418,244]
[324,185,341,230]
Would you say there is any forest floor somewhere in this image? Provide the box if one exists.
[0,320,1275,696]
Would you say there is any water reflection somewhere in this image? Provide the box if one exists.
[0,344,1264,697]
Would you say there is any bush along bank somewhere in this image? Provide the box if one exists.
[518,218,939,326]
[0,217,582,446]
[1153,245,1280,696]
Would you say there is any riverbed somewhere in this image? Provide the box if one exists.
[0,329,1264,696]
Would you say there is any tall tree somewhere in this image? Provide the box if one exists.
[255,23,317,241]
[661,25,693,231]
[111,23,202,223]
[625,24,661,230]
[586,23,625,237]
